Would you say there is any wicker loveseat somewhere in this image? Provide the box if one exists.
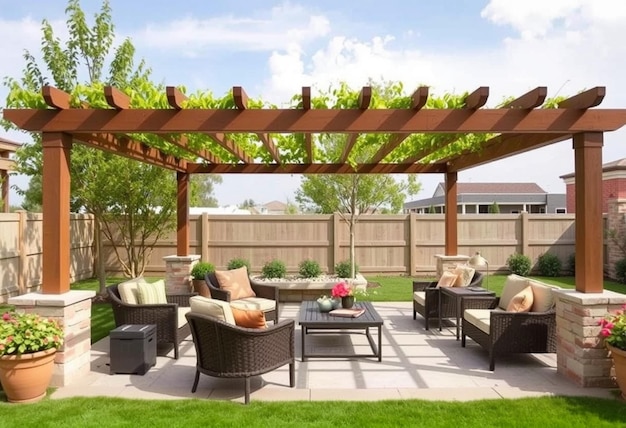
[461,274,560,370]
[413,271,484,329]
[107,279,194,359]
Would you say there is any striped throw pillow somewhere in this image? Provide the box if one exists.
[137,280,168,304]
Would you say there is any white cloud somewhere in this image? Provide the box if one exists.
[0,17,45,83]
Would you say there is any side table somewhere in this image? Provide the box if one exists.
[440,287,495,340]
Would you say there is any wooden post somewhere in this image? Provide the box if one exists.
[201,212,209,262]
[42,132,72,294]
[520,211,529,256]
[176,172,190,256]
[333,213,341,273]
[574,132,604,293]
[409,212,417,275]
[445,172,458,255]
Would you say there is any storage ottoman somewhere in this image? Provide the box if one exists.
[110,324,157,375]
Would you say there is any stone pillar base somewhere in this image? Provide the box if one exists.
[554,289,626,387]
[8,290,95,387]
[163,254,201,294]
[434,254,469,279]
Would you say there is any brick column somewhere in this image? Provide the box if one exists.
[163,254,201,294]
[434,254,469,279]
[8,290,95,387]
[554,289,626,387]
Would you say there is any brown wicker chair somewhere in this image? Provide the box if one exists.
[204,272,279,323]
[461,295,557,370]
[106,284,194,359]
[185,312,295,404]
[413,271,484,329]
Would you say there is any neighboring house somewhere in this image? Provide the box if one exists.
[190,206,251,215]
[561,157,626,214]
[403,182,567,214]
[255,200,296,215]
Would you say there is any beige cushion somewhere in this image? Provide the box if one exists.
[214,267,256,300]
[230,297,275,312]
[231,308,267,329]
[137,280,168,304]
[498,274,530,310]
[506,286,534,312]
[463,309,492,334]
[436,271,457,288]
[452,265,475,287]
[189,296,236,325]
[413,291,426,306]
[118,277,147,305]
[529,280,559,312]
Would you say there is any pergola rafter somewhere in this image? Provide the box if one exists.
[4,83,626,296]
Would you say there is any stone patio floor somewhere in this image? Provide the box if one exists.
[51,302,618,404]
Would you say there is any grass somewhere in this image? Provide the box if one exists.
[0,396,625,427]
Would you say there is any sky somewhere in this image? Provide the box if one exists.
[1,0,626,208]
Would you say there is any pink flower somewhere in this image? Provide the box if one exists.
[2,313,11,321]
[331,281,352,298]
[601,328,613,337]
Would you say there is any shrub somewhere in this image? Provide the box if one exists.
[190,261,215,280]
[335,260,358,278]
[615,258,626,284]
[567,253,576,276]
[537,253,562,277]
[262,259,287,279]
[298,259,322,278]
[506,253,532,276]
[227,257,251,272]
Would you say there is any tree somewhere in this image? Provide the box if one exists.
[191,175,222,207]
[488,202,500,213]
[2,1,220,288]
[239,199,256,209]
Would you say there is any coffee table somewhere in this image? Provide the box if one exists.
[440,286,495,340]
[298,300,383,361]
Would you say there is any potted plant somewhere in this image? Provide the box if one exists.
[190,261,215,296]
[599,304,626,398]
[0,311,64,403]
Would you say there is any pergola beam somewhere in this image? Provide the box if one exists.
[206,132,254,163]
[465,86,489,109]
[187,162,445,174]
[104,86,130,110]
[339,86,374,163]
[302,87,313,163]
[43,85,71,109]
[411,86,429,110]
[503,86,547,109]
[401,134,460,164]
[558,86,606,109]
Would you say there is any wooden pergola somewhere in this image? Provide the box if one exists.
[0,137,19,212]
[4,85,626,295]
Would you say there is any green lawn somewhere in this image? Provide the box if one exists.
[0,396,624,427]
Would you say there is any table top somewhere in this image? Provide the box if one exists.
[440,286,495,297]
[298,300,383,327]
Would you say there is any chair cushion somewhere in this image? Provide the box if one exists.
[413,291,426,306]
[189,296,236,325]
[436,271,457,288]
[231,308,267,329]
[464,309,492,334]
[498,274,530,310]
[118,277,147,305]
[452,265,475,287]
[230,297,276,312]
[529,280,559,312]
[137,279,168,304]
[506,286,534,312]
[214,266,256,300]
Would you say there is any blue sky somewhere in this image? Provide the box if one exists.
[2,0,626,208]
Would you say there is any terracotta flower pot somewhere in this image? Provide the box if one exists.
[607,343,626,400]
[0,348,57,403]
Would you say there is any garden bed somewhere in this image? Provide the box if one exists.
[251,274,367,302]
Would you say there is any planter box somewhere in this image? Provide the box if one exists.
[251,274,367,302]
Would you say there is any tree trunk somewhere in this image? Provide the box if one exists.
[95,219,106,296]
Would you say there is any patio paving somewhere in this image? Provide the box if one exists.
[51,302,617,403]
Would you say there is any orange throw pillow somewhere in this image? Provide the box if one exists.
[506,286,534,312]
[214,266,256,300]
[231,308,267,329]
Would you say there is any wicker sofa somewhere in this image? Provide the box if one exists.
[413,271,484,329]
[106,279,194,359]
[461,274,560,370]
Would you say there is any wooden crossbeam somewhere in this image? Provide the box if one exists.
[187,162,444,174]
[411,86,429,110]
[166,86,187,109]
[358,86,372,109]
[302,87,313,163]
[370,133,410,163]
[104,86,130,110]
[558,87,606,109]
[206,132,254,163]
[339,87,374,163]
[401,134,460,164]
[43,86,71,109]
[503,87,547,109]
[160,134,221,164]
[465,87,489,109]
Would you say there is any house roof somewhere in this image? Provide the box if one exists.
[263,200,288,210]
[560,157,626,179]
[435,182,546,196]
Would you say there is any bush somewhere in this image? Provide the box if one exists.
[335,260,358,278]
[298,259,322,278]
[261,259,287,279]
[227,257,251,272]
[537,253,562,277]
[567,253,576,276]
[190,261,215,280]
[615,258,626,284]
[506,253,532,276]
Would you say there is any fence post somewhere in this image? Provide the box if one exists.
[520,211,529,256]
[201,212,209,262]
[17,210,27,294]
[409,212,417,276]
[333,213,340,274]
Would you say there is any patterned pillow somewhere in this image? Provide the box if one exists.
[452,265,476,287]
[436,271,458,288]
[214,266,256,300]
[137,280,168,304]
[231,308,267,329]
[506,286,534,312]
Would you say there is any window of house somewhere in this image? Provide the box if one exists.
[555,208,567,214]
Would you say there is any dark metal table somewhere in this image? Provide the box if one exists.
[298,300,384,361]
[440,287,495,340]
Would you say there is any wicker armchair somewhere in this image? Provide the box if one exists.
[106,284,194,359]
[461,295,557,370]
[413,271,484,330]
[204,272,279,323]
[185,312,295,404]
